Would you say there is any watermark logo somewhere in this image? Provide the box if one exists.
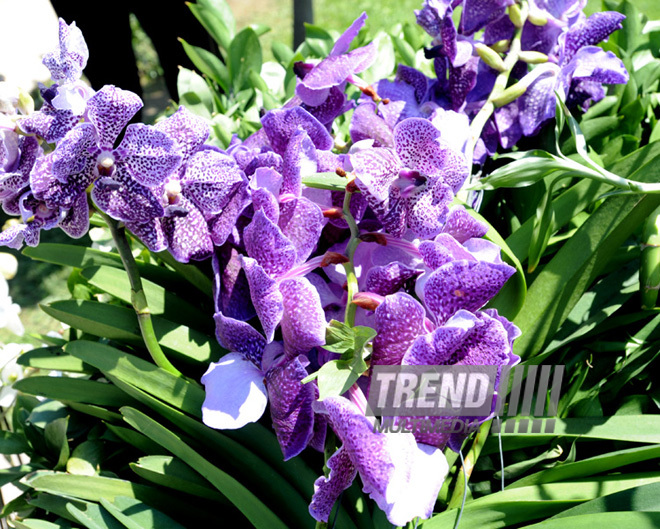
[367,365,564,434]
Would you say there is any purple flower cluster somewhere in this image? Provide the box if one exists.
[0,5,626,525]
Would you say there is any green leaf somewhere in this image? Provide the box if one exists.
[42,300,223,365]
[16,346,95,374]
[0,430,30,455]
[11,520,72,529]
[272,41,294,66]
[179,38,229,92]
[187,2,233,52]
[472,150,566,190]
[509,444,660,489]
[513,175,660,359]
[105,424,166,456]
[44,417,69,470]
[362,32,395,84]
[120,407,290,529]
[22,244,189,295]
[178,67,214,119]
[14,377,135,408]
[79,265,212,333]
[24,471,195,524]
[228,28,262,92]
[67,502,125,529]
[100,496,186,529]
[130,455,226,502]
[520,512,660,529]
[67,440,103,476]
[65,341,205,417]
[0,464,38,488]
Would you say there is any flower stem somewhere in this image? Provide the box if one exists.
[468,3,528,159]
[102,213,183,377]
[342,188,361,327]
[447,420,491,509]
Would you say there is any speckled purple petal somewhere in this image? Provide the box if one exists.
[214,246,256,322]
[331,12,368,56]
[374,80,426,129]
[460,0,513,35]
[441,205,489,243]
[154,105,209,163]
[244,151,283,176]
[532,0,586,21]
[519,66,559,136]
[280,277,326,355]
[201,352,268,430]
[566,47,628,85]
[419,233,473,269]
[17,105,79,143]
[50,123,98,184]
[309,446,357,522]
[278,197,323,265]
[162,196,214,262]
[266,356,316,460]
[449,57,480,111]
[423,260,516,324]
[281,128,319,197]
[42,19,88,84]
[0,223,28,250]
[91,166,164,223]
[242,256,284,342]
[415,0,452,37]
[373,292,427,366]
[365,262,421,296]
[59,191,89,238]
[86,85,143,150]
[351,147,406,236]
[207,185,251,246]
[350,101,394,148]
[494,102,523,150]
[406,180,453,239]
[214,312,266,366]
[297,42,376,106]
[116,124,181,187]
[181,150,246,214]
[244,210,297,277]
[261,107,333,155]
[393,118,447,177]
[562,12,625,64]
[251,187,280,223]
[126,218,167,253]
[302,86,348,126]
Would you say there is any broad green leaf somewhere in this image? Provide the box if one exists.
[513,184,660,359]
[509,444,660,488]
[422,473,660,529]
[44,417,69,470]
[549,481,660,519]
[65,402,122,422]
[0,430,30,455]
[272,41,294,66]
[153,249,214,296]
[362,32,395,84]
[30,493,92,524]
[42,301,223,365]
[65,341,205,417]
[228,28,262,92]
[14,377,135,408]
[22,244,186,293]
[67,502,125,529]
[67,440,103,476]
[315,359,363,401]
[24,471,195,524]
[187,3,232,52]
[11,520,72,529]
[178,67,214,119]
[120,407,290,529]
[16,346,95,374]
[79,266,212,333]
[198,0,235,37]
[111,379,340,528]
[100,496,186,529]
[130,455,226,502]
[473,151,567,190]
[105,424,167,456]
[520,511,660,529]
[0,464,38,488]
[180,38,230,92]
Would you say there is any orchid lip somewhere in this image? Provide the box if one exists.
[96,152,115,177]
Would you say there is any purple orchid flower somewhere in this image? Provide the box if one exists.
[30,86,181,240]
[126,106,249,261]
[351,117,467,239]
[295,12,377,107]
[309,392,448,526]
[202,316,324,460]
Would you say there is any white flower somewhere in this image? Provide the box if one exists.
[0,275,23,336]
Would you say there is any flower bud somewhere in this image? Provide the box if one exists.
[491,82,528,107]
[475,43,507,72]
[507,3,527,29]
[491,40,511,53]
[518,51,549,64]
[527,10,548,26]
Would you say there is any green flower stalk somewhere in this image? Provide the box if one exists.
[641,206,660,310]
